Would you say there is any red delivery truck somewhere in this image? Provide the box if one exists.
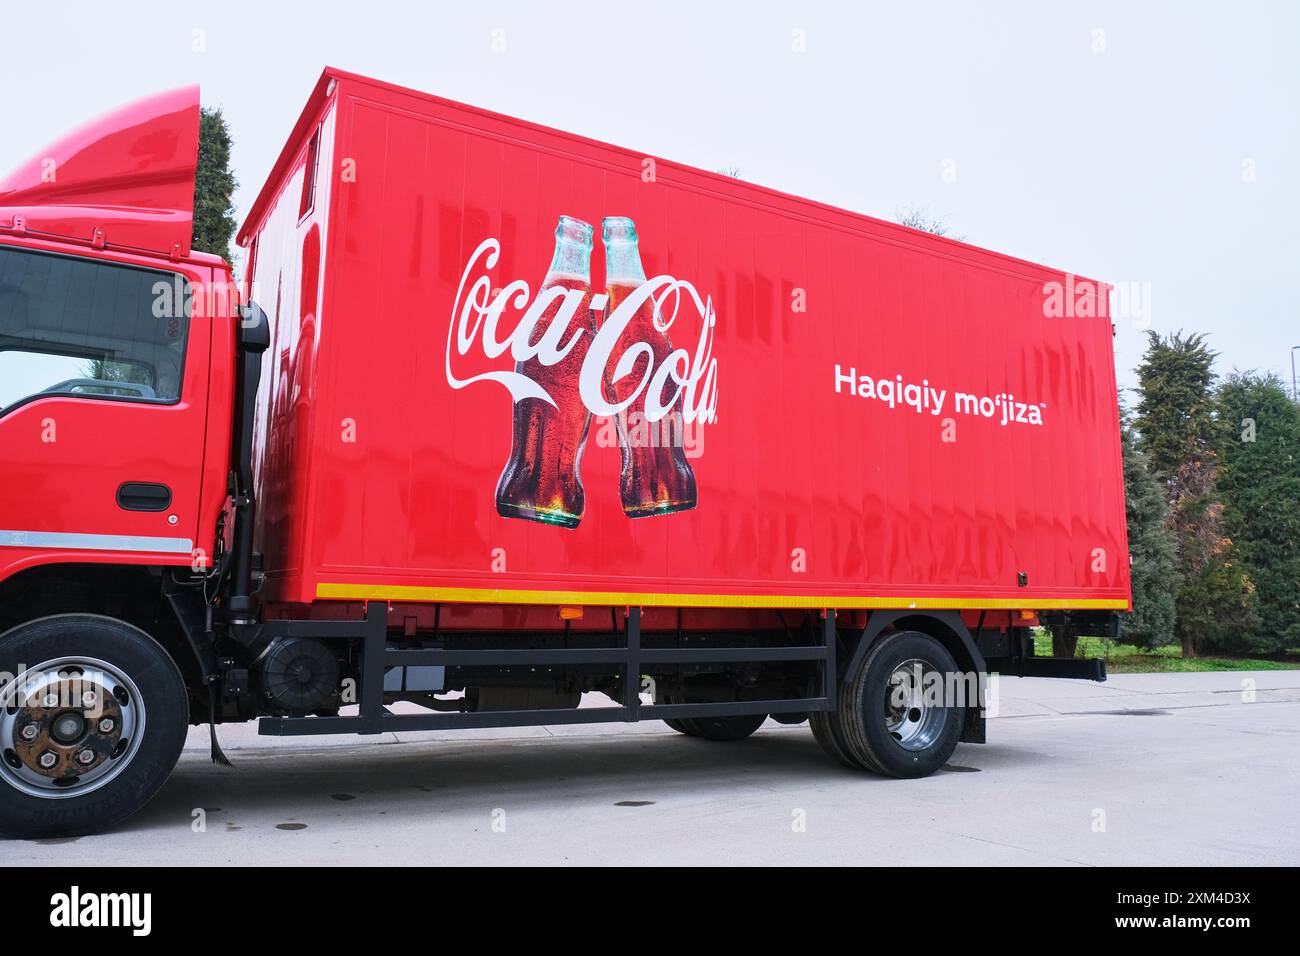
[0,69,1129,837]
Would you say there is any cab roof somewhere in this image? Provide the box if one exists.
[0,86,201,262]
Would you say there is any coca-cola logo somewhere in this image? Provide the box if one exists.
[445,237,719,425]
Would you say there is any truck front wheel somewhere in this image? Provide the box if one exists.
[830,631,964,778]
[0,614,189,839]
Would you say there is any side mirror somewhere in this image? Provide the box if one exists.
[229,301,270,622]
[240,303,271,354]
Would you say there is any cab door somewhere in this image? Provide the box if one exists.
[0,241,210,573]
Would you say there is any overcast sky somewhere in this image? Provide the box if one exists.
[2,0,1296,399]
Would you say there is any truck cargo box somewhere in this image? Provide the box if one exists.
[238,68,1129,613]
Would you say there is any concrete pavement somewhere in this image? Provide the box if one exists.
[9,670,1299,865]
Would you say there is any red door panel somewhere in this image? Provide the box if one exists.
[0,241,211,580]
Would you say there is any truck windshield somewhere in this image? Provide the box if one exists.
[0,245,189,414]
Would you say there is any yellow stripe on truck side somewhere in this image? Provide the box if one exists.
[316,582,1129,611]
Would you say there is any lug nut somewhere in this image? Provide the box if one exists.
[98,718,115,734]
[77,749,96,766]
[19,724,38,741]
[38,751,58,769]
[82,691,97,708]
[42,693,59,708]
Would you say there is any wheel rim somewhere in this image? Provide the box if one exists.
[883,658,946,752]
[0,656,146,800]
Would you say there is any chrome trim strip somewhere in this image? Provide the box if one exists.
[0,530,194,555]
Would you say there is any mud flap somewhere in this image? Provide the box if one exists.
[960,704,986,744]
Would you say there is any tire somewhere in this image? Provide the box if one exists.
[0,614,189,839]
[660,694,765,741]
[837,631,964,778]
[657,691,699,736]
[809,710,857,768]
[685,712,767,741]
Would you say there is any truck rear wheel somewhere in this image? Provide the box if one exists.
[809,710,857,768]
[822,631,964,778]
[0,615,189,839]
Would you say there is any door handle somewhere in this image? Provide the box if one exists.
[117,482,173,512]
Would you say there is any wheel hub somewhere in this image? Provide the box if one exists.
[1,657,143,799]
[51,712,87,743]
[884,659,947,752]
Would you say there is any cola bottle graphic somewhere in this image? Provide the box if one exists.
[495,215,596,528]
[601,217,698,518]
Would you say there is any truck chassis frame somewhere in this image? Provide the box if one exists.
[258,605,837,736]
